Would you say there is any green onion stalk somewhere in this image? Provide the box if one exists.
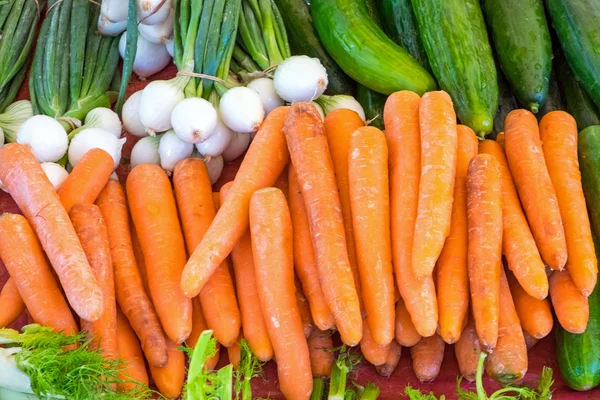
[328,346,362,400]
[29,0,120,133]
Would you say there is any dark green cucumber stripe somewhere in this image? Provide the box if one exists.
[116,0,138,114]
[558,57,600,131]
[579,127,600,239]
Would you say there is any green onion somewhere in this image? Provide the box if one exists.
[115,0,138,114]
[328,346,362,400]
[0,99,33,142]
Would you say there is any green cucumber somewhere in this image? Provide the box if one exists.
[579,126,600,241]
[272,0,355,95]
[363,0,382,27]
[377,0,430,72]
[357,84,386,130]
[411,0,498,137]
[546,0,600,109]
[481,0,552,113]
[557,57,600,131]
[536,67,563,121]
[311,0,436,96]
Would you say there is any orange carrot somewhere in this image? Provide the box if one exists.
[496,132,505,148]
[58,148,114,213]
[507,270,553,339]
[360,319,391,366]
[274,165,290,198]
[0,213,78,335]
[376,340,402,377]
[523,331,539,350]
[227,335,242,370]
[296,283,314,339]
[467,154,503,353]
[436,125,478,344]
[96,180,168,368]
[0,143,103,322]
[324,109,365,308]
[479,139,548,300]
[284,103,362,346]
[186,297,221,370]
[307,328,334,378]
[348,126,395,346]
[70,204,117,360]
[550,270,589,334]
[504,109,567,270]
[181,107,290,297]
[486,268,528,384]
[0,278,25,328]
[149,339,185,399]
[116,308,149,392]
[454,316,481,382]
[410,334,445,382]
[412,91,458,278]
[288,167,335,331]
[395,298,421,347]
[127,164,192,344]
[249,187,312,400]
[130,221,150,297]
[540,111,597,296]
[385,91,438,337]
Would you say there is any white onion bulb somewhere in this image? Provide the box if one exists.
[158,129,193,172]
[139,8,173,44]
[247,78,284,115]
[130,134,162,167]
[139,79,184,135]
[219,87,265,133]
[98,13,127,37]
[222,132,250,162]
[171,97,218,144]
[16,115,68,162]
[195,117,233,157]
[40,162,69,190]
[119,32,171,78]
[137,0,171,25]
[68,128,126,169]
[85,107,122,138]
[274,55,328,103]
[122,91,147,137]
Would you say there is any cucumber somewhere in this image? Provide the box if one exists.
[546,0,600,109]
[411,0,498,137]
[377,0,430,72]
[311,0,436,96]
[579,126,600,241]
[357,84,386,130]
[363,0,383,27]
[481,0,551,113]
[536,67,563,121]
[557,57,600,131]
[272,0,355,95]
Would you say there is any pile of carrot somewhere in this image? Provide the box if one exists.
[0,89,595,399]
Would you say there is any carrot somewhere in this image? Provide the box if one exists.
[360,319,391,366]
[149,339,185,399]
[227,335,242,370]
[436,125,478,344]
[288,167,335,331]
[376,340,402,377]
[454,316,481,382]
[296,283,314,339]
[307,328,334,378]
[385,91,438,337]
[70,204,117,360]
[324,109,365,309]
[187,297,221,370]
[284,103,362,346]
[504,109,567,270]
[0,278,25,328]
[0,143,103,322]
[540,111,597,296]
[467,154,503,353]
[550,270,589,334]
[127,164,192,344]
[0,213,78,335]
[485,268,528,384]
[348,126,395,346]
[395,298,421,347]
[410,334,445,382]
[507,270,553,339]
[96,180,168,368]
[116,308,149,392]
[130,221,150,297]
[249,187,312,400]
[479,139,548,300]
[58,148,114,213]
[181,107,290,297]
[412,91,458,278]
[523,331,539,350]
[274,165,290,198]
[496,132,505,148]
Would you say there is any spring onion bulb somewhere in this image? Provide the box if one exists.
[98,13,127,37]
[137,0,171,25]
[171,98,218,144]
[192,152,223,184]
[222,131,250,162]
[16,116,68,162]
[118,32,171,79]
[68,128,126,169]
[84,108,122,138]
[130,134,162,167]
[219,87,265,133]
[273,56,328,103]
[311,102,325,121]
[139,79,185,135]
[122,91,147,137]
[0,100,33,143]
[316,94,366,121]
[247,78,284,115]
[101,0,128,23]
[139,8,173,44]
[165,38,174,57]
[158,129,193,172]
[40,162,69,190]
[195,117,233,157]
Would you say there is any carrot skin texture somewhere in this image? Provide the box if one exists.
[410,334,445,382]
[504,109,567,270]
[58,148,114,213]
[385,91,438,337]
[507,270,553,339]
[395,298,421,347]
[249,187,312,400]
[479,139,548,300]
[496,132,505,148]
[227,337,242,370]
[130,222,150,297]
[0,143,103,322]
[467,154,503,353]
[283,103,362,346]
[116,308,149,392]
[376,340,402,377]
[296,285,314,339]
[70,204,117,360]
[186,297,221,370]
[307,328,334,378]
[455,316,481,382]
[550,270,589,334]
[0,278,25,328]
[149,339,185,399]
[0,214,78,335]
[96,180,168,368]
[127,164,192,344]
[360,319,391,366]
[540,111,597,296]
[181,107,290,297]
[436,125,478,344]
[412,91,458,278]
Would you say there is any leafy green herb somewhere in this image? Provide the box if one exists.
[328,345,362,400]
[234,339,263,400]
[355,382,380,400]
[310,377,325,400]
[404,386,445,400]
